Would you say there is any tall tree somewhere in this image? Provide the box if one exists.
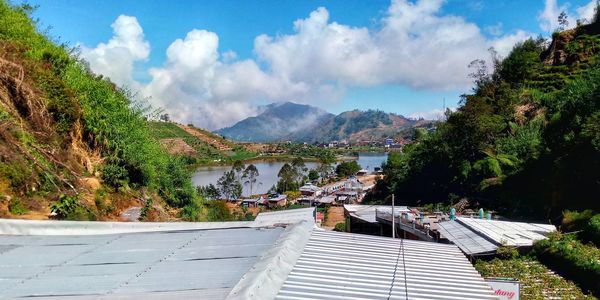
[232,160,245,182]
[242,164,260,196]
[277,163,296,193]
[291,157,307,184]
[217,170,242,200]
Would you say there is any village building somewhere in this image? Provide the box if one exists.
[266,193,287,208]
[240,196,266,208]
[298,183,322,197]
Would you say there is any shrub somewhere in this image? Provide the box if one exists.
[206,200,232,221]
[50,194,94,220]
[581,214,600,247]
[101,161,129,188]
[496,246,519,259]
[334,222,347,232]
[8,197,27,215]
[562,210,594,231]
[533,233,600,296]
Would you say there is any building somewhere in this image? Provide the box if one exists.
[0,209,498,300]
[437,217,556,256]
[298,183,322,197]
[266,193,287,208]
[240,196,266,208]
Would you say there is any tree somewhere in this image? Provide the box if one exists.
[558,11,569,30]
[291,157,307,184]
[197,184,220,200]
[159,113,170,122]
[232,160,245,182]
[308,169,320,181]
[217,170,242,200]
[242,164,260,196]
[317,151,335,179]
[277,163,296,193]
[336,161,361,177]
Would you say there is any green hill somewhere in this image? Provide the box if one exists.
[367,21,600,220]
[0,2,219,221]
[148,122,256,164]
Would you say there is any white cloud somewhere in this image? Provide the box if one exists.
[576,0,598,23]
[409,107,455,120]
[80,1,533,130]
[485,22,503,36]
[80,15,149,87]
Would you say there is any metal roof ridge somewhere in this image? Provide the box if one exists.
[226,221,315,300]
[0,218,256,236]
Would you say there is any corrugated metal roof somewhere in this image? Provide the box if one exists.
[437,221,498,256]
[344,205,409,224]
[276,230,497,300]
[457,217,555,247]
[0,227,284,299]
[253,208,315,226]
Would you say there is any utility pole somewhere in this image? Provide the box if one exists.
[391,194,395,239]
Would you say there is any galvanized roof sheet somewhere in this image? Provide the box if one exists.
[276,230,497,300]
[437,221,498,256]
[0,227,284,299]
[457,217,555,247]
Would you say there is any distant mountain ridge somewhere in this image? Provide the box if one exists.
[215,102,433,143]
[290,109,429,143]
[215,102,333,142]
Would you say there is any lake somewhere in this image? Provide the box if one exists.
[192,152,388,196]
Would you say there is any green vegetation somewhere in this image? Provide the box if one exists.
[367,26,600,220]
[582,214,600,246]
[0,2,235,220]
[533,232,600,295]
[50,194,95,221]
[475,257,593,299]
[334,221,347,232]
[8,197,27,215]
[335,160,360,177]
[148,122,257,165]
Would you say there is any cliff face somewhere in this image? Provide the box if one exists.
[542,22,600,66]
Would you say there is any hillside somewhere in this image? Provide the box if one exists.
[148,122,255,164]
[367,20,600,220]
[0,2,217,222]
[215,102,333,142]
[290,109,432,142]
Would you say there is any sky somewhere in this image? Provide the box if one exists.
[23,0,599,130]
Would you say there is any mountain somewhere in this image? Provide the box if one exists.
[216,101,434,143]
[289,109,431,142]
[215,102,333,142]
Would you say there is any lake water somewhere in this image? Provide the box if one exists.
[192,152,388,196]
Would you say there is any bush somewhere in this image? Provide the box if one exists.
[581,214,600,247]
[334,222,346,232]
[562,210,595,231]
[533,233,600,296]
[8,197,28,215]
[101,161,129,188]
[50,194,95,220]
[496,246,519,259]
[206,200,232,221]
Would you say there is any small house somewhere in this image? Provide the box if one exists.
[299,183,323,197]
[267,194,287,208]
[241,196,266,208]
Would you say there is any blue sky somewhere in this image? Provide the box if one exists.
[23,0,598,129]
